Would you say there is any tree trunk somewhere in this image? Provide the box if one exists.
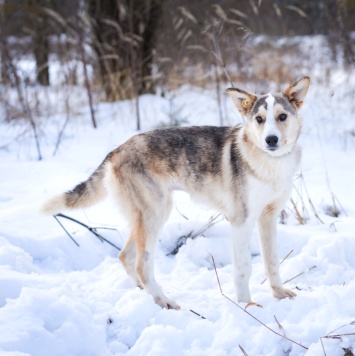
[139,0,163,95]
[33,27,50,86]
[87,0,163,101]
[29,0,50,86]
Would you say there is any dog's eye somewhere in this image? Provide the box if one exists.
[279,113,287,121]
[255,116,263,124]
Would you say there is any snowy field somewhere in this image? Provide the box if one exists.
[1,68,355,355]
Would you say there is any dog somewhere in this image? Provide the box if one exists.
[41,77,310,309]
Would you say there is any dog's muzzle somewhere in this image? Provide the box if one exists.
[265,135,279,151]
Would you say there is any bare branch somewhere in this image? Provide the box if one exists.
[190,309,206,319]
[54,213,121,251]
[168,213,224,255]
[239,345,249,356]
[282,266,316,285]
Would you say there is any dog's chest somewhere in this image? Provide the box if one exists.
[245,168,293,218]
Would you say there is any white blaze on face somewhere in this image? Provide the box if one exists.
[262,94,280,148]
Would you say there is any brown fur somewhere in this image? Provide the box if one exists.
[264,203,276,216]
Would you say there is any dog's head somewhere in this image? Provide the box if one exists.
[226,77,310,157]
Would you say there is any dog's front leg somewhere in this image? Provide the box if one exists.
[258,207,296,299]
[231,222,253,303]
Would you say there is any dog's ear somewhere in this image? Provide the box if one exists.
[226,88,257,116]
[283,77,310,109]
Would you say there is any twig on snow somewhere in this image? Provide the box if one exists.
[209,254,308,351]
[274,315,286,337]
[320,333,355,356]
[168,213,224,255]
[53,213,121,251]
[282,265,316,285]
[328,321,355,336]
[53,215,80,246]
[239,345,249,355]
[320,321,355,356]
[190,309,206,320]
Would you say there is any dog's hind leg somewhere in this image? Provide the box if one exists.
[119,231,143,289]
[258,204,297,300]
[111,159,177,308]
[133,196,179,309]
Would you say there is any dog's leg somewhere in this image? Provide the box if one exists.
[258,206,296,299]
[119,232,143,289]
[231,222,254,303]
[134,198,179,310]
[113,166,178,308]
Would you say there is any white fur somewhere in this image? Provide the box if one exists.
[263,94,281,148]
[40,194,66,215]
[233,127,300,302]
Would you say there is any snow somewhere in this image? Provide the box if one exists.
[1,58,355,355]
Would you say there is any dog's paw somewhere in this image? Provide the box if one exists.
[136,281,144,290]
[154,296,180,310]
[245,301,263,309]
[273,287,297,300]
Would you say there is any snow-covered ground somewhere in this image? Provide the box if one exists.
[1,70,355,356]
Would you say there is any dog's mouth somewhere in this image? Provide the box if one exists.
[267,146,278,151]
[265,145,286,156]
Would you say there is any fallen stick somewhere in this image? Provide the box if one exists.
[282,265,316,285]
[320,321,355,356]
[54,213,121,251]
[239,345,249,356]
[168,213,224,255]
[190,309,206,320]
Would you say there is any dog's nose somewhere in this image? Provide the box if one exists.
[265,135,279,147]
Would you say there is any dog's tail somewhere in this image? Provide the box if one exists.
[41,161,108,216]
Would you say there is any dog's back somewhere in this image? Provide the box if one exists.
[42,126,243,215]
